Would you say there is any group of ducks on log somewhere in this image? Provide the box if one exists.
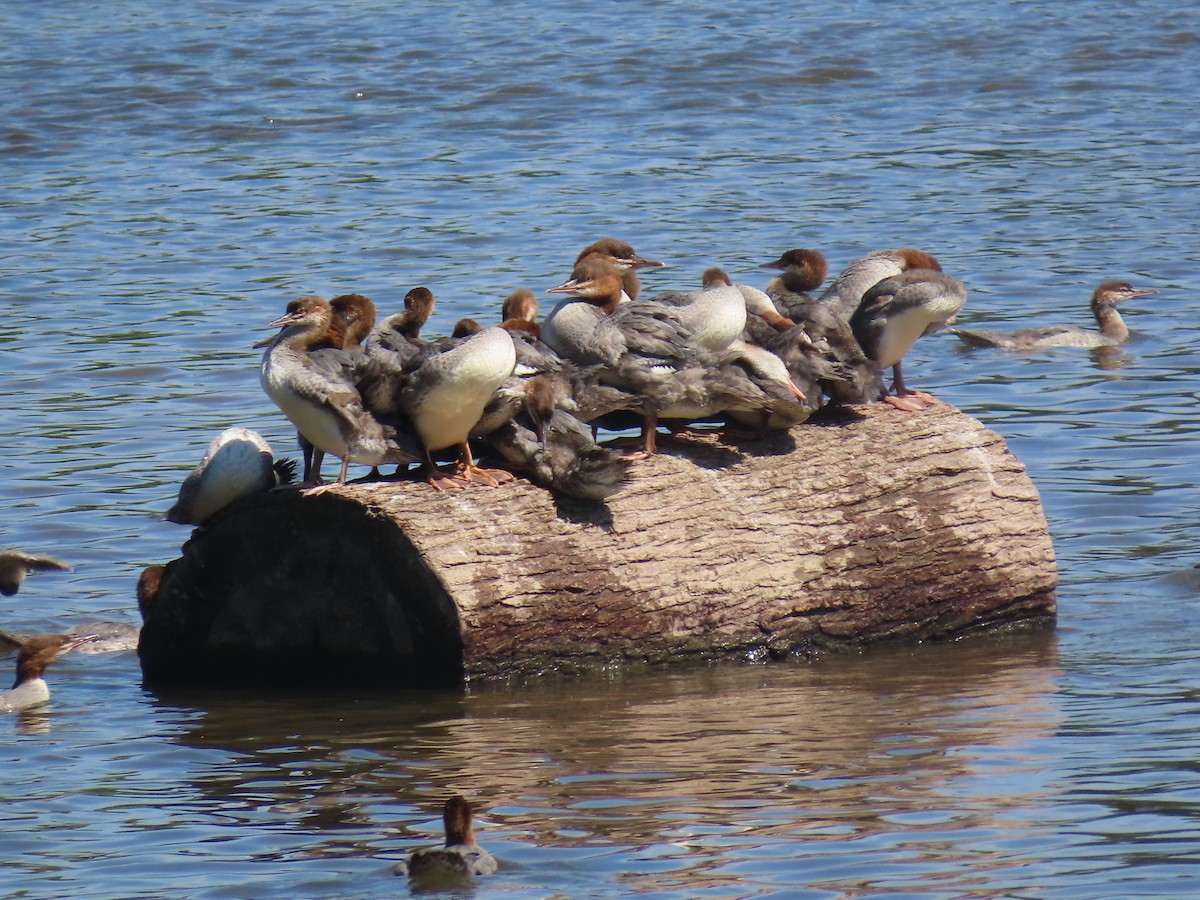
[246,238,1155,506]
[250,239,971,503]
[161,240,1154,524]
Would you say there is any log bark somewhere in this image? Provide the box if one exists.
[138,402,1057,686]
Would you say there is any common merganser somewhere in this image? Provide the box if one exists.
[260,295,419,484]
[165,427,295,526]
[136,564,164,621]
[0,551,70,597]
[850,269,967,411]
[819,248,943,321]
[545,257,745,455]
[950,281,1156,351]
[723,339,814,433]
[1,633,97,713]
[359,287,437,418]
[399,795,498,880]
[735,281,795,333]
[499,288,542,339]
[646,267,748,353]
[574,238,664,301]
[398,326,518,490]
[329,293,376,350]
[485,376,631,500]
[760,248,829,319]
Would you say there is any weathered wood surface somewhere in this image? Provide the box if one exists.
[138,401,1057,686]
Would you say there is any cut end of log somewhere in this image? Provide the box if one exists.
[139,401,1057,687]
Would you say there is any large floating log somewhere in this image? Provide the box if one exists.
[138,402,1057,686]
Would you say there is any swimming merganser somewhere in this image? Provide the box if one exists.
[950,281,1156,351]
[819,248,943,321]
[760,248,829,318]
[165,427,295,526]
[1,633,97,713]
[260,295,419,484]
[574,238,664,301]
[398,326,517,490]
[850,269,967,411]
[0,551,70,597]
[399,795,498,880]
[545,257,743,455]
[646,267,748,353]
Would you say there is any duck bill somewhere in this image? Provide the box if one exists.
[251,335,275,349]
[64,633,100,653]
[1125,289,1158,301]
[758,258,786,270]
[626,255,664,270]
[785,379,807,401]
[547,278,586,295]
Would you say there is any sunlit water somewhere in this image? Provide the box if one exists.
[3,0,1199,896]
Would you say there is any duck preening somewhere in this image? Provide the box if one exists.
[950,280,1156,351]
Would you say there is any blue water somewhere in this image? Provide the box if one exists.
[3,0,1200,895]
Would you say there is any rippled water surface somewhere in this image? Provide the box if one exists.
[3,0,1200,896]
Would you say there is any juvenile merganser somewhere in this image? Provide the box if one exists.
[136,564,164,621]
[329,293,376,350]
[574,238,664,301]
[1,633,97,713]
[646,267,748,353]
[498,288,542,339]
[485,376,631,500]
[399,795,498,880]
[760,248,829,318]
[398,326,518,490]
[819,248,943,321]
[0,551,70,597]
[850,269,967,411]
[545,257,744,455]
[260,295,419,484]
[723,340,814,433]
[950,281,1156,351]
[735,281,795,332]
[359,287,437,419]
[165,427,295,526]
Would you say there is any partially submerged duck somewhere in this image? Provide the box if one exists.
[950,280,1156,351]
[0,551,70,597]
[1,633,97,713]
[850,269,967,411]
[398,795,497,880]
[165,427,295,526]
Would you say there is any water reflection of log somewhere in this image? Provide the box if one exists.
[140,402,1057,686]
[162,633,1061,856]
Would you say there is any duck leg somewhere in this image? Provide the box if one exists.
[885,361,935,411]
[453,442,514,487]
[301,454,349,496]
[422,448,471,492]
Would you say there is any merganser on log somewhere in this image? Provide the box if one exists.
[138,401,1057,687]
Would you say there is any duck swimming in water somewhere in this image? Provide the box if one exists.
[0,551,70,597]
[398,795,498,880]
[1,633,97,713]
[950,280,1156,351]
[165,427,296,526]
[260,295,419,485]
[850,269,967,411]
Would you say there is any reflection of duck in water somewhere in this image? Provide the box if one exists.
[398,795,498,880]
[165,428,295,526]
[1,633,97,713]
[0,551,70,597]
[950,281,1156,351]
[851,269,967,411]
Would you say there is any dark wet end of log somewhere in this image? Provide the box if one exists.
[138,493,464,687]
[140,402,1057,687]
